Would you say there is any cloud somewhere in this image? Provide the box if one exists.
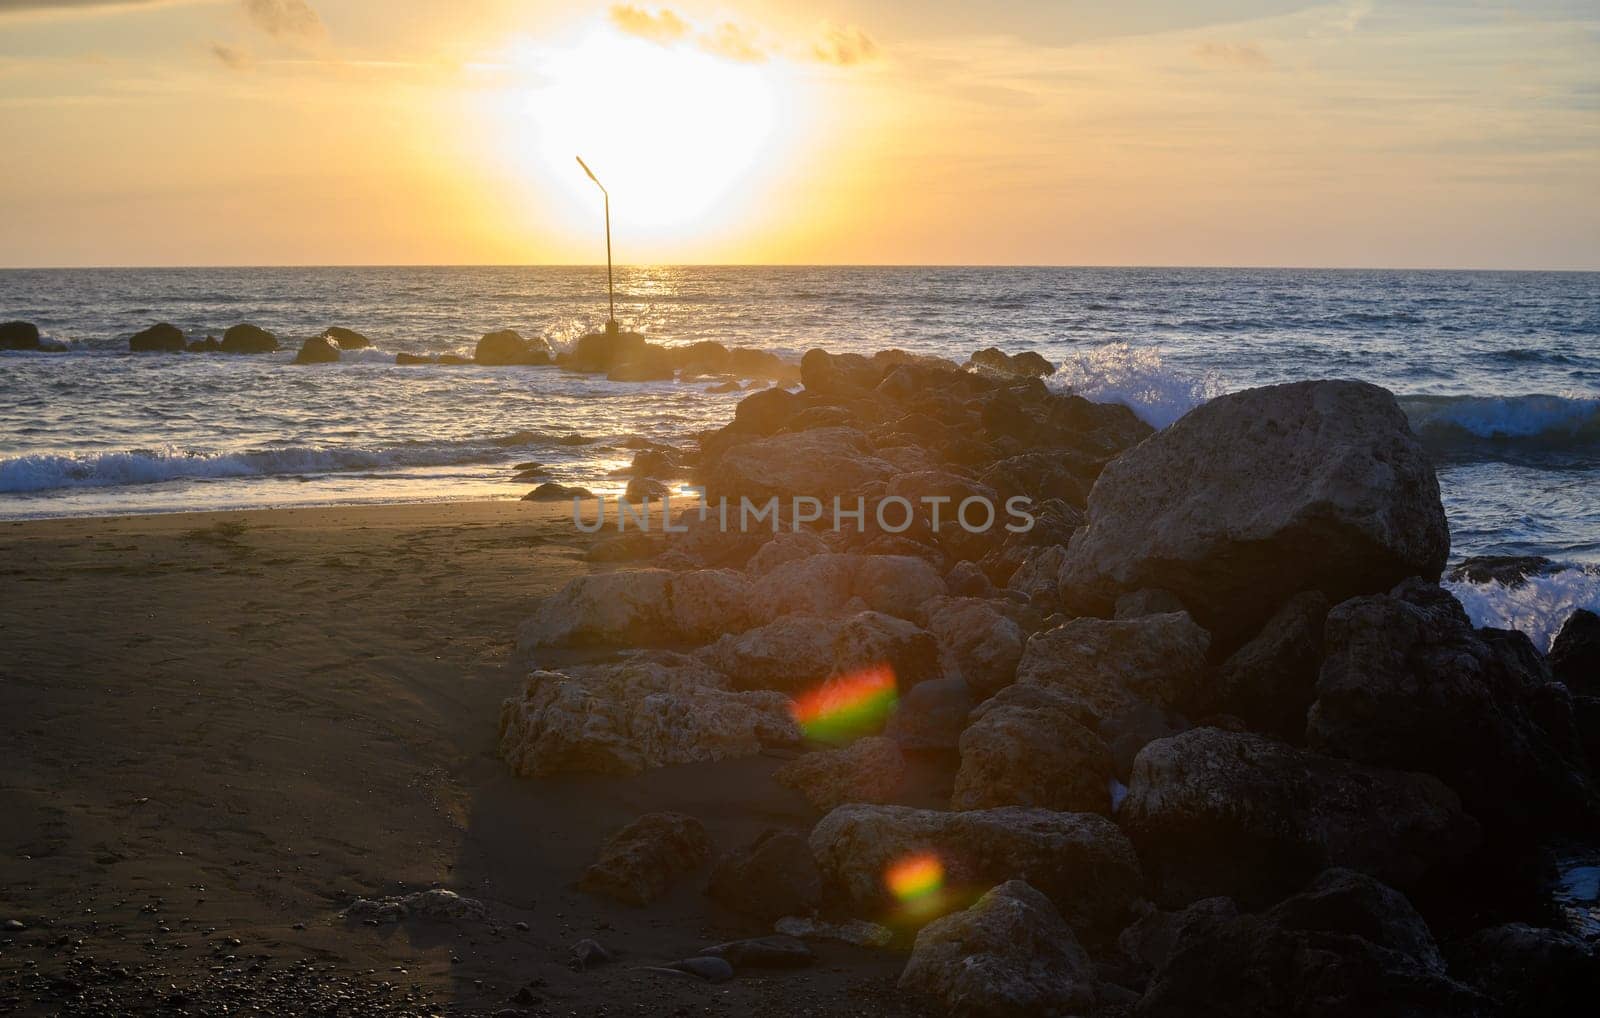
[699,21,765,63]
[242,0,322,40]
[0,0,196,15]
[1193,41,1273,70]
[210,42,252,70]
[812,23,879,67]
[608,4,689,45]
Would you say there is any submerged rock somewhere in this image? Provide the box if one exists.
[1138,869,1481,1018]
[497,653,797,776]
[899,880,1095,1016]
[0,321,40,350]
[293,334,341,364]
[564,329,649,374]
[579,812,711,906]
[1119,727,1478,908]
[775,736,906,812]
[319,325,370,349]
[808,803,1143,937]
[129,322,185,352]
[475,329,552,366]
[219,322,279,354]
[1060,380,1450,646]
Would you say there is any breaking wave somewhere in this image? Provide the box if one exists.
[1401,394,1600,463]
[1444,566,1600,652]
[1051,342,1226,430]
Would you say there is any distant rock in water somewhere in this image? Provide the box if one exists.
[475,329,552,366]
[0,321,41,350]
[129,322,186,353]
[319,326,370,349]
[564,329,649,374]
[523,482,592,502]
[1447,555,1558,587]
[1060,379,1450,647]
[293,335,341,364]
[965,346,1056,378]
[187,337,221,353]
[219,323,279,354]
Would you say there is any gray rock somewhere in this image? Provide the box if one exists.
[1060,380,1450,647]
[1550,608,1600,695]
[705,830,822,921]
[293,335,341,364]
[752,552,947,621]
[0,321,41,350]
[346,888,486,924]
[809,804,1143,938]
[579,812,711,906]
[700,935,813,969]
[924,596,1024,698]
[952,684,1114,814]
[1454,922,1600,1018]
[775,736,905,811]
[698,610,941,696]
[1119,727,1479,908]
[522,482,593,502]
[899,880,1095,1016]
[476,329,552,366]
[319,326,370,349]
[129,322,185,352]
[663,956,734,982]
[774,915,893,947]
[219,323,278,353]
[572,938,611,969]
[516,568,754,648]
[704,426,897,501]
[1216,590,1329,740]
[1015,612,1211,723]
[884,676,974,751]
[1118,897,1239,976]
[1114,588,1186,618]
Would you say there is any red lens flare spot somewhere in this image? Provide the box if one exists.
[789,663,897,743]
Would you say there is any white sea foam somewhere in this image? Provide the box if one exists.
[1401,394,1600,444]
[1051,342,1226,429]
[1444,567,1600,651]
[0,441,532,494]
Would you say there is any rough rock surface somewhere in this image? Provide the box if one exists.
[522,481,594,501]
[219,322,279,354]
[1119,728,1479,908]
[346,888,487,924]
[1015,612,1211,722]
[898,880,1095,1017]
[1550,608,1600,695]
[497,653,798,776]
[1309,579,1594,827]
[952,684,1114,814]
[129,322,185,352]
[475,328,552,366]
[517,568,758,648]
[704,829,822,921]
[1215,590,1329,740]
[704,427,897,501]
[884,676,974,751]
[319,325,370,349]
[752,552,947,620]
[808,804,1143,937]
[775,736,906,812]
[1118,897,1239,976]
[698,610,941,695]
[1138,868,1482,1017]
[293,334,341,364]
[1453,922,1600,1018]
[924,596,1024,698]
[579,812,712,906]
[1060,380,1450,646]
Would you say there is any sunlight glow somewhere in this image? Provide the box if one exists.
[507,29,784,232]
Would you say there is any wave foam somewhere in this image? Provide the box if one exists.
[0,437,545,494]
[1402,394,1600,462]
[1052,342,1225,429]
[1444,566,1600,651]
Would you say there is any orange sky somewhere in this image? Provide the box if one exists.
[1,1,1597,269]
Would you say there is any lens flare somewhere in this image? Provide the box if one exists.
[886,853,944,903]
[789,664,897,743]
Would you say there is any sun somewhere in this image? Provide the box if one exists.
[507,29,785,234]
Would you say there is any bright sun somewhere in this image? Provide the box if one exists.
[513,30,784,233]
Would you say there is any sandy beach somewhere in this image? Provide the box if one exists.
[0,501,930,1016]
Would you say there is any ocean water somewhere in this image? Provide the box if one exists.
[3,266,1597,642]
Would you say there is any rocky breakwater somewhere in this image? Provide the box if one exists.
[496,355,1596,1014]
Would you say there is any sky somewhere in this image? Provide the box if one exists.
[1,0,1597,269]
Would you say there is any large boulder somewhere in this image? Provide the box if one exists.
[883,676,974,751]
[752,552,947,621]
[808,804,1144,938]
[1452,922,1600,1018]
[1215,590,1329,741]
[516,568,755,649]
[1060,380,1450,647]
[293,334,341,364]
[952,684,1114,814]
[705,829,823,921]
[496,653,798,776]
[0,321,40,349]
[579,812,711,906]
[1119,728,1479,908]
[1550,608,1600,695]
[699,610,942,696]
[475,329,552,366]
[320,326,371,349]
[564,328,649,373]
[964,346,1056,379]
[129,322,185,352]
[1138,868,1483,1017]
[220,322,279,353]
[703,427,897,502]
[899,880,1096,1017]
[775,736,906,812]
[1308,580,1595,828]
[1015,612,1211,723]
[923,597,1025,698]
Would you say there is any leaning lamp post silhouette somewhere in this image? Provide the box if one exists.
[576,156,618,335]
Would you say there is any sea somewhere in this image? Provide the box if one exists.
[2,265,1597,646]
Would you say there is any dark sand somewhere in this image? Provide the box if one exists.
[0,502,932,1016]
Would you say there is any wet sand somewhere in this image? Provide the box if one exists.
[0,502,930,1016]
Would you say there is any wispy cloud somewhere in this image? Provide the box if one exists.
[699,21,765,63]
[241,0,322,41]
[1193,41,1274,70]
[0,0,201,17]
[210,42,252,70]
[608,4,688,45]
[812,22,879,67]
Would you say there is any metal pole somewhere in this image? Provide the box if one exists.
[576,157,617,333]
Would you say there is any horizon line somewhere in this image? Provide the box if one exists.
[3,261,1599,274]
